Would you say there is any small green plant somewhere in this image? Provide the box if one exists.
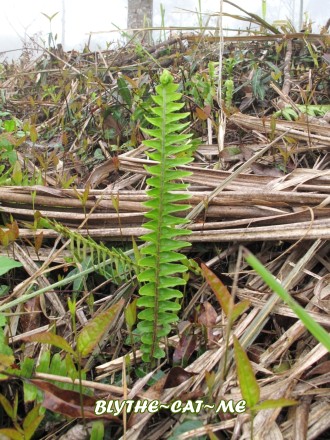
[0,121,19,185]
[185,64,216,109]
[0,115,42,186]
[222,57,240,109]
[0,314,15,377]
[137,70,193,363]
[41,11,59,49]
[0,298,123,437]
[224,79,234,109]
[201,263,250,379]
[233,336,297,439]
[41,84,62,103]
[274,104,330,121]
[0,401,44,440]
[223,57,239,78]
[201,262,297,438]
[0,257,22,384]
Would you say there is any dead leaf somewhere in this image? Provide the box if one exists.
[195,107,209,121]
[179,389,205,403]
[314,275,330,313]
[127,375,166,429]
[173,333,197,365]
[198,301,218,345]
[164,367,197,389]
[29,379,121,422]
[251,163,284,177]
[34,231,44,254]
[21,297,41,334]
[102,112,122,143]
[306,361,330,377]
[85,158,117,188]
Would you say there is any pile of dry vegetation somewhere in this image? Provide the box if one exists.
[0,18,329,440]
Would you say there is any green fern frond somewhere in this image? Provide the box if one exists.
[137,70,193,363]
[46,220,136,284]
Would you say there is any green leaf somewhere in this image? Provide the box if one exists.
[0,393,14,419]
[167,419,206,440]
[0,324,14,357]
[24,332,76,357]
[201,263,233,316]
[3,119,16,132]
[50,353,67,379]
[77,299,124,357]
[117,77,132,107]
[0,256,22,276]
[252,68,265,100]
[19,357,38,403]
[137,265,186,282]
[125,298,137,329]
[132,236,141,265]
[201,263,250,322]
[262,0,267,19]
[0,353,14,371]
[137,297,181,311]
[231,300,250,321]
[7,150,18,166]
[139,283,183,299]
[23,404,44,440]
[141,345,165,361]
[65,353,79,382]
[90,420,104,440]
[233,336,260,408]
[0,429,24,440]
[29,125,38,143]
[41,11,59,21]
[252,398,297,412]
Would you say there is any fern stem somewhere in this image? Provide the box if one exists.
[150,80,167,360]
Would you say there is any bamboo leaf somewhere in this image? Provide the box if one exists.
[201,263,233,316]
[125,298,137,330]
[233,336,260,408]
[23,332,76,357]
[77,299,124,357]
[253,398,297,412]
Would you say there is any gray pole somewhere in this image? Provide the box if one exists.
[299,0,304,30]
[62,0,66,49]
